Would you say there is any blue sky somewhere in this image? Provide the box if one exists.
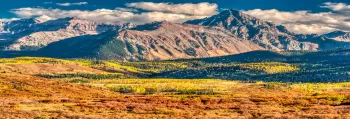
[1,0,350,34]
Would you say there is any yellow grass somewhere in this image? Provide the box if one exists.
[92,79,240,95]
[234,62,299,74]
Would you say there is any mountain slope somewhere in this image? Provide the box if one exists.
[323,31,350,42]
[0,17,135,51]
[185,9,350,51]
[37,21,263,61]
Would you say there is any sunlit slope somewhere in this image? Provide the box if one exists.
[0,57,188,77]
[0,74,117,100]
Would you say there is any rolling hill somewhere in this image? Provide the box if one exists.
[153,49,350,82]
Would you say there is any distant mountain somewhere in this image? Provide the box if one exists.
[1,9,350,61]
[323,30,350,42]
[0,17,135,51]
[36,21,263,61]
[185,9,350,51]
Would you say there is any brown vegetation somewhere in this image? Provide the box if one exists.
[0,63,106,75]
[0,57,350,118]
[1,77,350,118]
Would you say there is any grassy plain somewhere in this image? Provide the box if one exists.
[0,57,350,118]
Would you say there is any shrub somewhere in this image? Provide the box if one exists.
[184,48,197,56]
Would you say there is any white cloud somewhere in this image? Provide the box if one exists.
[126,2,218,16]
[283,24,336,35]
[243,2,350,34]
[10,7,208,24]
[35,15,53,23]
[115,7,138,12]
[13,1,350,35]
[57,2,88,7]
[321,2,350,15]
[10,2,216,25]
[0,18,20,22]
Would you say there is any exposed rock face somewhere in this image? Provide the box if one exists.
[185,9,349,51]
[1,9,350,61]
[38,21,263,61]
[0,17,135,51]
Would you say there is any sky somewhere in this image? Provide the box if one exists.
[1,0,350,34]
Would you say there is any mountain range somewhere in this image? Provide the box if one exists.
[0,9,349,61]
[36,21,262,61]
[185,9,349,50]
[0,17,135,51]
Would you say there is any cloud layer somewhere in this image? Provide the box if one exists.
[57,2,88,7]
[10,2,217,25]
[126,2,218,16]
[244,2,350,34]
[9,2,350,34]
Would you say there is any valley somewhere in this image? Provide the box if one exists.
[0,49,349,118]
[0,3,350,118]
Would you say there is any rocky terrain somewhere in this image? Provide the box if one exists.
[0,9,350,61]
[37,21,263,61]
[0,17,135,51]
[186,9,350,51]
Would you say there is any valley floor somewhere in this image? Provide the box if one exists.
[0,57,349,118]
[2,76,350,119]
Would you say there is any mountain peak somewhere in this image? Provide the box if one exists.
[324,30,348,38]
[218,9,258,20]
[37,18,263,61]
[323,30,350,42]
[326,30,347,34]
[184,8,347,51]
[185,8,269,28]
[221,9,241,16]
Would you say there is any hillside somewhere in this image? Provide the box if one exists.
[36,21,263,61]
[153,49,350,82]
[0,48,348,83]
[185,9,350,51]
[0,74,117,100]
[0,17,134,51]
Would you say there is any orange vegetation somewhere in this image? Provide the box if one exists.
[1,75,350,118]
